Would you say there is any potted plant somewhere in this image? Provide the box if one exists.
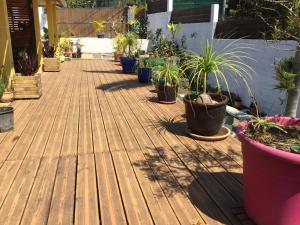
[0,69,14,132]
[92,19,106,38]
[237,116,300,225]
[181,40,253,136]
[42,42,60,72]
[152,62,182,104]
[113,33,126,62]
[120,32,139,74]
[137,56,165,83]
[0,66,14,103]
[13,50,42,99]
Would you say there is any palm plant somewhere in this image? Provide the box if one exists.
[274,57,296,92]
[181,40,254,103]
[114,33,126,53]
[92,19,106,36]
[152,63,182,86]
[123,32,139,58]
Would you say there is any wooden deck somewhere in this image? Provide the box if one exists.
[0,60,252,225]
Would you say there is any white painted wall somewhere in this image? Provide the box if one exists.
[147,4,300,117]
[69,38,149,54]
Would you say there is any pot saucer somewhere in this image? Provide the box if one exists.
[159,100,176,104]
[186,126,231,141]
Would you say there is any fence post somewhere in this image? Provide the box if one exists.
[210,4,219,23]
[167,0,173,12]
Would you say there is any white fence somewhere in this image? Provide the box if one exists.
[147,1,299,117]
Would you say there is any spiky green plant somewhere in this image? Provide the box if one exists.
[92,20,106,34]
[152,63,182,86]
[181,40,254,102]
[274,57,296,92]
[167,22,182,40]
[114,33,126,53]
[123,32,139,57]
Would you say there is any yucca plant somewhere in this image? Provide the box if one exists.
[114,33,126,53]
[152,63,182,86]
[182,40,254,103]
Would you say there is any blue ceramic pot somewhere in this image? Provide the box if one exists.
[120,57,136,74]
[137,68,152,83]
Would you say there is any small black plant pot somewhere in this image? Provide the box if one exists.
[97,34,105,38]
[183,94,228,136]
[120,57,136,74]
[157,84,178,103]
[0,107,14,132]
[138,68,152,83]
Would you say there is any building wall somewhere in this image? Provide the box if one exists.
[147,5,300,117]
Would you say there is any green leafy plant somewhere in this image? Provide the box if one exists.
[152,63,182,86]
[181,40,254,103]
[138,56,165,68]
[16,50,38,76]
[114,33,126,53]
[123,32,139,58]
[167,22,182,40]
[0,66,5,99]
[274,57,296,92]
[248,117,287,136]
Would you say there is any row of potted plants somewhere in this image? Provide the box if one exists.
[114,21,299,225]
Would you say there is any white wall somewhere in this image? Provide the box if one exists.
[69,38,149,54]
[147,4,300,117]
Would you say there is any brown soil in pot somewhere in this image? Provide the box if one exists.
[245,125,300,154]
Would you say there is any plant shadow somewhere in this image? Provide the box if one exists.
[96,78,152,92]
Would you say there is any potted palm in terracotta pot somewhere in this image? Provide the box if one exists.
[120,32,139,74]
[152,62,182,104]
[113,33,126,62]
[0,67,14,132]
[181,40,253,137]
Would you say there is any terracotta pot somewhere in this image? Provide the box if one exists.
[183,94,228,136]
[114,52,122,62]
[237,117,300,225]
[1,91,14,103]
[157,84,178,103]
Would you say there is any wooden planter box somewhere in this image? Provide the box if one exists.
[13,73,42,99]
[43,58,60,72]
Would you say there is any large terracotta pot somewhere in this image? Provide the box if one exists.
[183,94,228,136]
[237,117,300,225]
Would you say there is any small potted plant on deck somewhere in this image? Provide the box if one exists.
[120,32,139,74]
[92,19,106,38]
[152,62,182,103]
[137,56,165,83]
[13,50,42,99]
[113,33,126,62]
[42,42,60,72]
[181,40,253,136]
[0,67,14,132]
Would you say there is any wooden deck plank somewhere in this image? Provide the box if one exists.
[94,152,127,225]
[75,154,100,225]
[47,156,77,225]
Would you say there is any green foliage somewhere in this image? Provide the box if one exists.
[138,56,165,68]
[152,63,182,86]
[114,33,126,53]
[0,66,5,99]
[66,0,94,8]
[123,32,139,57]
[274,58,296,92]
[248,117,287,139]
[167,22,182,40]
[181,40,254,96]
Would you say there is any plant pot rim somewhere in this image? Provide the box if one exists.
[0,106,14,115]
[183,93,228,107]
[237,116,300,165]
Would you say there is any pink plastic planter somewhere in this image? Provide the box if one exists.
[237,117,300,225]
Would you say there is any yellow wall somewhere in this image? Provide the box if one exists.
[0,0,15,89]
[32,0,43,68]
[46,0,58,45]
